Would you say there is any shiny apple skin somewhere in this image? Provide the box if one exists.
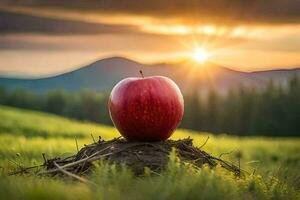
[108,76,184,141]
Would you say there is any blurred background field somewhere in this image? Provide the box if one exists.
[0,105,299,199]
[0,74,299,137]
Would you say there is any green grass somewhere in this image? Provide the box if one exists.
[0,105,299,200]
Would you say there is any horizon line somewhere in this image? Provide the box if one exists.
[0,55,299,80]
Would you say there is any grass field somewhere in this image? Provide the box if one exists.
[0,105,299,200]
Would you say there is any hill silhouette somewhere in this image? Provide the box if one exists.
[0,56,299,94]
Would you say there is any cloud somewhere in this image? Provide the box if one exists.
[1,0,300,25]
[0,1,299,72]
[0,10,137,35]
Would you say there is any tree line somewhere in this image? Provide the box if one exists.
[0,76,299,136]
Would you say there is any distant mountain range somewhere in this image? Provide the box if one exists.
[0,57,299,95]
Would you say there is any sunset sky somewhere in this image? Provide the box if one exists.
[0,1,299,77]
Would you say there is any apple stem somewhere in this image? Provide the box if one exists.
[139,70,144,78]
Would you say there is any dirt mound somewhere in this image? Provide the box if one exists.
[10,137,241,178]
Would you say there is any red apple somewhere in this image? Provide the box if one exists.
[108,72,184,141]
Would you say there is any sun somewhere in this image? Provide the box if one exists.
[192,48,209,63]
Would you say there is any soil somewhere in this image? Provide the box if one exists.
[10,137,241,177]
